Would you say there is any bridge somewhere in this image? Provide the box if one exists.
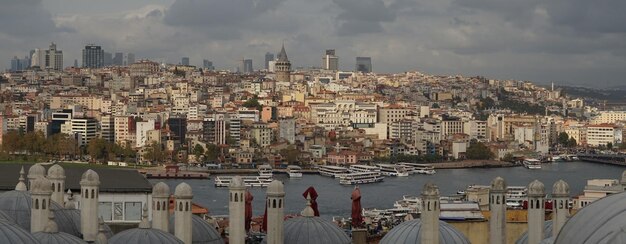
[577,154,626,166]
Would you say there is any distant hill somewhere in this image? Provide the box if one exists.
[560,86,626,102]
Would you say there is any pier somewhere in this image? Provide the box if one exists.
[577,154,626,166]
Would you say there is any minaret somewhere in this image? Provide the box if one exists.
[490,177,507,244]
[552,180,570,236]
[95,217,108,244]
[421,183,440,244]
[620,170,626,191]
[174,182,193,244]
[266,180,285,244]
[275,44,291,83]
[31,176,53,233]
[27,163,45,190]
[152,182,170,232]
[527,180,545,244]
[80,169,100,242]
[229,176,246,244]
[65,190,76,209]
[47,164,66,205]
[15,166,27,191]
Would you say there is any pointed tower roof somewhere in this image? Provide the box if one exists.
[277,44,289,62]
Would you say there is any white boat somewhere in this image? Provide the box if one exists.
[349,165,380,173]
[318,165,350,178]
[523,159,542,169]
[376,164,409,177]
[399,163,436,175]
[339,172,384,185]
[214,175,273,187]
[286,165,303,178]
[393,195,422,213]
[506,186,528,209]
[258,164,273,177]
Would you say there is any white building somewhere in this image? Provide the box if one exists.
[591,111,626,124]
[586,124,622,147]
[136,119,156,147]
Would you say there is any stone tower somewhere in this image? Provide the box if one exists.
[47,164,66,205]
[152,182,170,232]
[80,169,100,242]
[490,177,507,244]
[552,180,570,236]
[174,182,193,244]
[266,180,285,244]
[15,166,27,191]
[95,217,108,244]
[229,176,246,244]
[527,180,545,244]
[27,163,45,190]
[275,44,291,83]
[31,176,53,232]
[421,183,440,244]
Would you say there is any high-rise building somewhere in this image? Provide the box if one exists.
[203,59,215,70]
[113,52,124,65]
[167,117,187,144]
[10,56,29,72]
[279,118,296,144]
[356,57,372,73]
[30,49,46,68]
[82,44,104,68]
[265,52,274,70]
[46,42,63,71]
[242,59,253,73]
[103,52,112,66]
[275,45,291,82]
[322,49,339,71]
[181,57,190,66]
[126,53,135,65]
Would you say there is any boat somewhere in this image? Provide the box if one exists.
[318,165,350,178]
[523,159,542,169]
[339,172,384,185]
[214,175,273,187]
[286,165,303,178]
[399,163,436,175]
[376,164,409,177]
[349,165,381,173]
[506,186,528,209]
[258,164,273,177]
[392,195,422,213]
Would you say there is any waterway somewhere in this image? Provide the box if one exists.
[151,161,626,218]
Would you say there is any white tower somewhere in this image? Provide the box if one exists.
[15,166,27,191]
[490,177,507,244]
[174,182,193,244]
[47,164,66,205]
[552,180,570,236]
[229,176,246,244]
[31,176,53,233]
[421,183,440,244]
[527,180,545,244]
[27,163,45,190]
[80,169,100,242]
[266,180,285,244]
[152,182,170,232]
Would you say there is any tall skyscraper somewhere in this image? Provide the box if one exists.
[322,49,339,71]
[242,59,253,73]
[203,59,215,70]
[113,52,124,65]
[10,56,29,72]
[31,49,46,68]
[82,44,104,68]
[264,52,274,70]
[181,57,190,66]
[46,42,63,71]
[356,57,372,73]
[104,52,112,66]
[275,45,291,82]
[126,53,135,65]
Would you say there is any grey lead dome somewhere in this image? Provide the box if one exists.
[0,218,40,244]
[168,215,224,244]
[109,227,183,244]
[28,164,46,178]
[515,221,553,244]
[80,169,100,186]
[174,182,193,198]
[422,183,439,197]
[47,165,65,179]
[491,177,507,192]
[552,180,570,196]
[528,180,545,196]
[379,219,470,244]
[281,217,351,244]
[152,182,170,197]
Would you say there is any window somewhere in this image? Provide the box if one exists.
[113,202,124,221]
[125,202,142,221]
[99,202,113,221]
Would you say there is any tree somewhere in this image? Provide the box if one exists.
[432,103,440,109]
[243,97,262,111]
[607,142,613,150]
[466,141,494,160]
[143,142,164,165]
[567,138,577,148]
[87,138,109,163]
[192,144,205,160]
[279,146,300,164]
[204,144,220,162]
[558,132,570,146]
[502,153,514,162]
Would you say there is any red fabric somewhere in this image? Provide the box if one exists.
[302,186,320,216]
[351,187,363,228]
[262,199,268,232]
[245,190,253,232]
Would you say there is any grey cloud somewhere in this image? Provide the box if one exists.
[0,0,59,37]
[164,0,284,27]
[333,0,397,35]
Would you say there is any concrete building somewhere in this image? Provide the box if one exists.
[46,42,63,71]
[279,118,296,144]
[114,116,134,146]
[82,45,104,68]
[136,119,156,147]
[264,52,274,70]
[70,118,98,146]
[181,57,190,66]
[586,124,622,147]
[310,101,377,130]
[241,59,253,73]
[251,123,273,147]
[322,49,338,71]
[355,57,372,73]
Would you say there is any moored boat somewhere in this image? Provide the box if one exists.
[286,165,303,178]
[339,172,384,185]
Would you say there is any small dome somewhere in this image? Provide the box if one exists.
[491,177,507,192]
[28,164,46,179]
[528,180,545,196]
[229,176,245,189]
[552,180,569,196]
[0,219,40,243]
[174,183,193,198]
[0,211,14,223]
[152,182,170,198]
[168,215,224,244]
[282,217,351,244]
[267,180,284,195]
[47,165,65,179]
[109,228,183,244]
[80,170,100,186]
[422,183,439,197]
[31,176,53,193]
[515,221,552,244]
[33,231,87,244]
[380,219,470,244]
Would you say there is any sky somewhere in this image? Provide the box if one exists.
[1,0,625,87]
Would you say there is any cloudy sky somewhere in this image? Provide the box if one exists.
[1,0,625,87]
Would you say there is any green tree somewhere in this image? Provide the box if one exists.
[607,142,613,150]
[432,103,440,109]
[567,138,577,148]
[192,144,205,160]
[502,153,514,162]
[204,144,220,162]
[466,141,494,160]
[1,130,22,154]
[558,132,570,146]
[243,97,263,111]
[279,146,300,164]
[87,138,109,163]
[143,142,164,165]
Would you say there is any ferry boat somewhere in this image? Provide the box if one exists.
[523,159,542,169]
[258,164,273,177]
[339,172,384,185]
[286,165,303,178]
[349,165,380,173]
[214,175,273,187]
[399,163,436,175]
[393,195,422,213]
[318,165,350,178]
[376,164,409,177]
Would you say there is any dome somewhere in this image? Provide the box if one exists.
[47,165,65,179]
[267,180,284,196]
[174,182,193,198]
[109,228,183,244]
[228,176,245,189]
[31,176,52,193]
[515,221,553,244]
[0,210,14,223]
[33,231,87,244]
[28,164,46,179]
[168,215,224,244]
[80,170,100,186]
[491,177,507,192]
[552,180,569,197]
[528,180,545,196]
[152,182,170,198]
[422,183,439,197]
[539,236,555,244]
[380,219,470,244]
[281,217,351,244]
[0,218,40,243]
[54,208,113,238]
[555,191,626,244]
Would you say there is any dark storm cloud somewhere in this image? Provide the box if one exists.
[0,0,60,37]
[333,0,397,35]
[163,0,285,28]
